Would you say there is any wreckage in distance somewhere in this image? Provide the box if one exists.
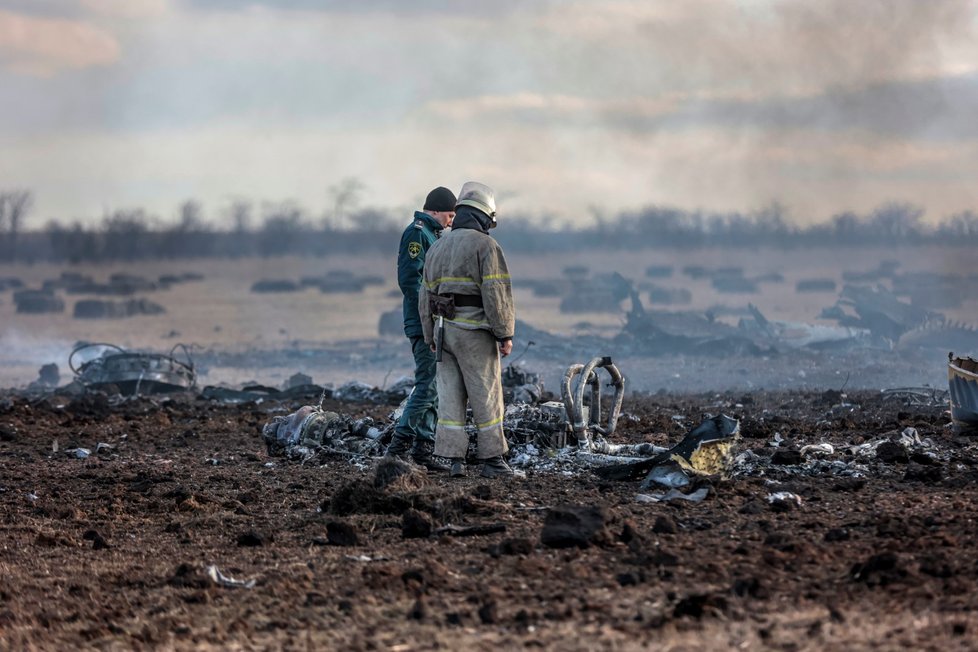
[69,342,197,395]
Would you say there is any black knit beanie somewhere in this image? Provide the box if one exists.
[423,186,457,212]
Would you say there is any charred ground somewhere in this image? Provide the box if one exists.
[1,389,976,650]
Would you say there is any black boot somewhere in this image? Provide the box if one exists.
[450,459,465,478]
[385,433,413,459]
[480,456,515,478]
[411,439,450,473]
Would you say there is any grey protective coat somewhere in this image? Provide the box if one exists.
[419,221,515,459]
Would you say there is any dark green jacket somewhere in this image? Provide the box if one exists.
[398,211,444,338]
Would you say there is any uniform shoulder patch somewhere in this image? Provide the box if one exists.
[407,241,422,259]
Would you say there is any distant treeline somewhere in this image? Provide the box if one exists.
[2,194,978,263]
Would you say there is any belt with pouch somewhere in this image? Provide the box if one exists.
[449,294,483,308]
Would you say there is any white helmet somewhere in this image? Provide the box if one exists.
[456,181,497,224]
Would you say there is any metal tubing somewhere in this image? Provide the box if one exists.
[562,357,626,451]
[594,361,624,437]
[561,364,584,426]
[574,358,604,450]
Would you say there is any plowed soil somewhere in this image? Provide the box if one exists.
[2,389,977,651]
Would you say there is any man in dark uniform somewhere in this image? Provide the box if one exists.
[385,186,457,470]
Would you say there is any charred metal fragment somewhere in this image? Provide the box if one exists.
[70,343,196,395]
[623,291,764,355]
[821,284,939,344]
[594,415,740,484]
[948,353,978,431]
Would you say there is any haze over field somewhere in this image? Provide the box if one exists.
[2,0,978,225]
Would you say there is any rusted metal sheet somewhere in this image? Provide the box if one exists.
[948,353,978,430]
[70,343,196,394]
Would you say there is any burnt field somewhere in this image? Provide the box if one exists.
[2,388,978,650]
[2,245,977,392]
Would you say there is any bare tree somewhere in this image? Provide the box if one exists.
[327,177,365,228]
[0,189,33,260]
[228,200,252,233]
[102,208,152,260]
[259,201,307,257]
[222,199,254,258]
[177,199,204,231]
[160,199,211,258]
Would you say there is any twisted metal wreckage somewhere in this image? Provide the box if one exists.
[53,342,977,493]
[69,342,197,395]
[261,356,742,495]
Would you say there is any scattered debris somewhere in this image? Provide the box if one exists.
[800,443,834,457]
[262,405,383,459]
[333,379,413,404]
[70,342,196,395]
[200,383,326,404]
[433,523,507,537]
[742,303,870,350]
[767,492,802,512]
[206,565,256,589]
[882,387,949,407]
[635,487,710,504]
[502,363,544,405]
[821,284,939,344]
[594,415,740,489]
[33,364,60,388]
[623,291,764,356]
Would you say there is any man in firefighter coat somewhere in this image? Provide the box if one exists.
[419,181,517,478]
[385,186,457,470]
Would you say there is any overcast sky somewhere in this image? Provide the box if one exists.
[2,0,978,226]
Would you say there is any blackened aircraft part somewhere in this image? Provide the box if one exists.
[743,303,870,351]
[502,363,543,405]
[623,291,765,356]
[594,414,741,482]
[899,322,978,352]
[70,342,196,394]
[825,284,940,343]
[561,356,625,450]
[948,353,978,430]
